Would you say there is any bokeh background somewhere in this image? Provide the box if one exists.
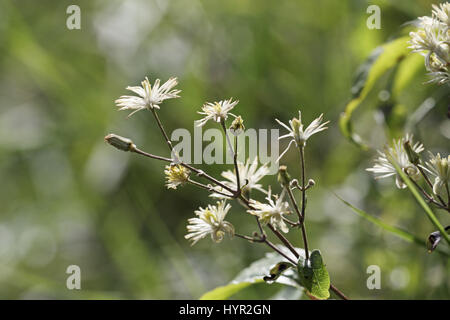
[0,0,449,299]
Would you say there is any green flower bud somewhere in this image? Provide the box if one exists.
[403,140,420,165]
[277,165,291,187]
[105,134,136,152]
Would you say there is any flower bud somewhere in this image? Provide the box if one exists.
[307,179,315,188]
[229,116,245,136]
[104,134,136,152]
[403,140,420,165]
[277,165,291,187]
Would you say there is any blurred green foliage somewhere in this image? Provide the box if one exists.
[0,0,448,299]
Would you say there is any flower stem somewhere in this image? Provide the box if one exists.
[150,108,173,152]
[267,223,300,259]
[131,146,236,195]
[220,120,241,194]
[418,166,447,208]
[330,284,349,300]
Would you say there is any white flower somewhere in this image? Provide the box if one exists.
[432,3,450,27]
[409,5,450,85]
[247,188,291,233]
[164,164,190,189]
[210,157,270,198]
[185,201,234,245]
[426,153,450,196]
[115,77,181,117]
[275,111,329,161]
[195,98,238,127]
[367,134,424,189]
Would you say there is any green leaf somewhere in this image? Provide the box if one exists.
[387,152,450,246]
[340,36,410,149]
[199,249,305,300]
[297,250,330,300]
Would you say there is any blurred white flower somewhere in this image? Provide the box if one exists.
[426,153,450,196]
[247,188,291,233]
[432,3,450,28]
[210,157,270,198]
[195,98,238,127]
[115,77,180,117]
[409,4,450,85]
[185,201,234,245]
[164,164,190,189]
[367,134,424,189]
[275,111,329,161]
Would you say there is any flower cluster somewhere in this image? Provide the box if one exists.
[367,134,424,189]
[409,2,450,85]
[109,76,329,259]
[367,134,449,199]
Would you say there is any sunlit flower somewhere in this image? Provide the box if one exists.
[185,201,234,245]
[247,188,291,233]
[426,153,450,196]
[275,111,329,161]
[195,98,238,127]
[164,164,190,189]
[409,18,448,60]
[115,77,181,117]
[367,134,424,189]
[211,157,270,198]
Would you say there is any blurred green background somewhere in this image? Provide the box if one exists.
[0,0,449,299]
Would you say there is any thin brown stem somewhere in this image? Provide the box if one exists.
[150,108,173,152]
[221,120,240,193]
[285,184,303,222]
[187,178,231,198]
[330,284,349,300]
[263,239,297,265]
[299,146,307,221]
[267,224,299,259]
[407,171,448,211]
[235,233,265,243]
[418,166,447,207]
[132,146,236,195]
[234,136,241,192]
